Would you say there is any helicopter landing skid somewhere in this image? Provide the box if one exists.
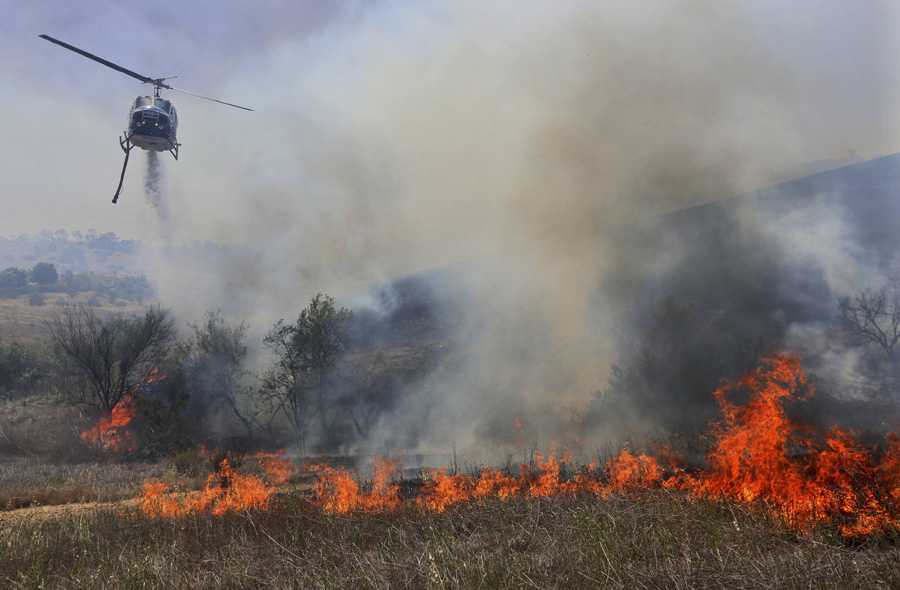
[112,138,137,204]
[112,135,180,204]
[120,133,179,160]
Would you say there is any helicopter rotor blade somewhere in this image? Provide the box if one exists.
[40,34,254,111]
[167,86,254,111]
[39,34,156,86]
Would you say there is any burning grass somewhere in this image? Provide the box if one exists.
[5,354,900,586]
[297,355,900,543]
[138,450,297,517]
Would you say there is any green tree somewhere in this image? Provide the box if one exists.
[47,304,176,413]
[0,267,27,288]
[0,339,52,398]
[261,293,353,449]
[30,262,58,285]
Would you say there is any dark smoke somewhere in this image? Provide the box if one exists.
[584,155,900,441]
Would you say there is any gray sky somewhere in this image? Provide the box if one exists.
[2,0,897,254]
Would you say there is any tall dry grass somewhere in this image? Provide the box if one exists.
[2,491,898,589]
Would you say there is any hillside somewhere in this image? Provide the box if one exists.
[0,232,145,275]
[367,153,900,439]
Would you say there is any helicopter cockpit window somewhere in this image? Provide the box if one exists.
[133,96,153,108]
[155,99,173,113]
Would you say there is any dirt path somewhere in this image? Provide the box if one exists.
[0,497,138,523]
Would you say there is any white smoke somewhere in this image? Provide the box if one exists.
[138,0,896,452]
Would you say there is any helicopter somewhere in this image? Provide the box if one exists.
[39,34,252,203]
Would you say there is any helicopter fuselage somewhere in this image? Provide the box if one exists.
[124,95,179,158]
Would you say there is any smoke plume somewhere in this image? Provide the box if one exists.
[139,0,897,454]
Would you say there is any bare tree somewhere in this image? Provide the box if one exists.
[837,282,900,369]
[48,305,175,412]
[260,293,352,449]
[179,310,260,439]
[260,318,311,447]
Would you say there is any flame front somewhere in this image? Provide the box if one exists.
[139,451,294,518]
[304,355,900,540]
[130,355,900,540]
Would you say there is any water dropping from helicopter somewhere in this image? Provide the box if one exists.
[144,151,171,241]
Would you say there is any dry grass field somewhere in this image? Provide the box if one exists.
[1,391,898,590]
[0,294,148,344]
[2,484,899,589]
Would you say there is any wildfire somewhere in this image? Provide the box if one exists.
[303,355,900,540]
[139,450,295,518]
[673,354,900,540]
[81,368,167,452]
[80,393,138,451]
[127,355,900,541]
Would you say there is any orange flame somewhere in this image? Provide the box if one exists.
[521,445,576,498]
[133,355,900,541]
[693,355,811,504]
[80,394,138,451]
[419,469,474,512]
[474,467,520,499]
[253,449,296,485]
[139,455,284,517]
[81,368,167,452]
[307,456,403,514]
[674,354,900,539]
[606,446,664,494]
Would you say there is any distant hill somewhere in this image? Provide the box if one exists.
[369,153,900,347]
[0,231,145,275]
[353,153,900,439]
[603,152,900,335]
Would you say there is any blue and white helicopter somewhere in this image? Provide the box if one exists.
[39,34,252,203]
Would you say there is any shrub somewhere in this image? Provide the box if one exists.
[28,292,45,307]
